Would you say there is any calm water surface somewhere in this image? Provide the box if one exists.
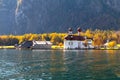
[0,49,120,80]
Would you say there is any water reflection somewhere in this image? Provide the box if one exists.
[84,50,120,79]
[0,50,120,79]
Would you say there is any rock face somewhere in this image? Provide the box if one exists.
[0,0,16,34]
[1,0,120,34]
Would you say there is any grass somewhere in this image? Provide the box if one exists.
[52,45,64,49]
[117,44,120,47]
[0,46,15,49]
[0,45,63,49]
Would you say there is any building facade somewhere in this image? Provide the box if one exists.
[64,28,94,49]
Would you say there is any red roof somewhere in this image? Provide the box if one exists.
[77,27,82,32]
[65,35,85,41]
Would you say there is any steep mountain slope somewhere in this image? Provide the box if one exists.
[15,0,120,34]
[0,0,16,34]
[1,0,120,34]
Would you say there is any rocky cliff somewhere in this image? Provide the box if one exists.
[0,0,16,34]
[1,0,120,34]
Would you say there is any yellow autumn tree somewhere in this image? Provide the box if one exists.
[85,29,93,38]
[107,41,116,48]
[93,34,104,47]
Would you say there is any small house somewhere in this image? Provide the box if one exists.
[16,41,52,49]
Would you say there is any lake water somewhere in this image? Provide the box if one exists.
[0,49,120,80]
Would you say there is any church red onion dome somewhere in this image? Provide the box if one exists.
[68,28,72,31]
[77,27,81,32]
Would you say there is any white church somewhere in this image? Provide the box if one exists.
[64,28,94,49]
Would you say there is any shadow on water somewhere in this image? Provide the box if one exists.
[0,49,120,79]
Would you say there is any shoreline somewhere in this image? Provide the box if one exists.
[0,46,15,49]
[0,45,120,50]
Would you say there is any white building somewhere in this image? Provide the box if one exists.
[32,41,52,49]
[64,28,94,49]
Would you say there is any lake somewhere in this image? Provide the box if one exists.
[0,49,120,80]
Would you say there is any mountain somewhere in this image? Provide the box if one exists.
[0,0,16,34]
[1,0,120,34]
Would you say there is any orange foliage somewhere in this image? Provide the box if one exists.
[0,29,119,46]
[85,29,93,38]
[107,41,116,47]
[93,34,103,46]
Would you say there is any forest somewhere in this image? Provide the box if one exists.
[0,29,120,47]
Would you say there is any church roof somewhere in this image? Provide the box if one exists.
[64,35,85,41]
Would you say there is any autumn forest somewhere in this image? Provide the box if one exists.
[0,29,120,47]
